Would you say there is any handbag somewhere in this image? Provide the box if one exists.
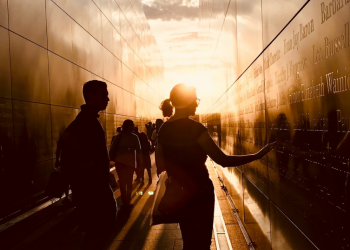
[158,177,197,215]
[150,172,198,226]
[151,172,179,225]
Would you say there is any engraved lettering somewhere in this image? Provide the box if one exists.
[313,45,323,65]
[300,19,315,41]
[321,0,347,24]
[284,38,292,54]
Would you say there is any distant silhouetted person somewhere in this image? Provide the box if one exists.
[59,80,117,250]
[152,119,163,149]
[145,122,154,141]
[139,132,152,185]
[109,120,143,209]
[134,126,140,137]
[111,127,122,145]
[133,126,142,180]
[156,83,277,250]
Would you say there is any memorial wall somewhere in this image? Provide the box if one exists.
[200,0,350,249]
[0,0,164,219]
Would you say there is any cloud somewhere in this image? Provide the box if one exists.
[142,0,198,21]
[167,32,198,43]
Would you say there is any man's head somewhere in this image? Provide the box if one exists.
[83,80,109,111]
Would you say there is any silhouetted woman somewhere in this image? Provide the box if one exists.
[109,120,143,208]
[156,84,276,250]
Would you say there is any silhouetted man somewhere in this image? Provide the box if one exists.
[59,80,116,250]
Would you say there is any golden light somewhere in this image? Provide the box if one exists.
[164,67,220,114]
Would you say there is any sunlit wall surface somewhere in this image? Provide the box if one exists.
[0,0,164,219]
[200,0,350,249]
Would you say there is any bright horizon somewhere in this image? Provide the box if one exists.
[141,0,214,114]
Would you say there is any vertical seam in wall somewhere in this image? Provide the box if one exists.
[259,0,272,247]
[209,0,232,68]
[260,0,272,246]
[46,0,54,166]
[7,0,16,148]
[96,1,108,134]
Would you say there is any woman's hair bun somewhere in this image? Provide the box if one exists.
[159,99,173,117]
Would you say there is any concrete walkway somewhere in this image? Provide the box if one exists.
[108,154,183,250]
[27,154,249,250]
[108,155,249,250]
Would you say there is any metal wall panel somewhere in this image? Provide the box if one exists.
[106,82,117,114]
[13,101,52,162]
[103,47,114,83]
[0,0,8,28]
[112,28,122,60]
[111,3,120,32]
[72,21,91,70]
[106,113,117,147]
[88,0,103,44]
[261,0,308,48]
[236,0,263,75]
[270,202,317,250]
[122,63,134,93]
[47,0,73,61]
[115,86,124,115]
[0,0,164,219]
[10,33,50,103]
[89,35,104,77]
[100,0,113,21]
[102,14,113,53]
[200,0,350,248]
[70,0,90,32]
[264,2,350,248]
[49,52,75,107]
[8,0,47,48]
[0,27,11,98]
[243,176,271,249]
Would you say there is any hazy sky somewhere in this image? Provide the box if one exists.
[141,0,208,112]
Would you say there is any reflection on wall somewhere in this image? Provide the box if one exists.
[200,0,350,249]
[0,0,164,219]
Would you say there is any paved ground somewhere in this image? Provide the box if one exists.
[108,156,249,250]
[108,154,217,250]
[207,160,249,250]
[28,154,248,250]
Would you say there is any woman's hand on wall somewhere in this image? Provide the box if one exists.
[256,141,278,159]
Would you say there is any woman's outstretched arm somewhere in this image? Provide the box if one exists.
[197,131,277,167]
